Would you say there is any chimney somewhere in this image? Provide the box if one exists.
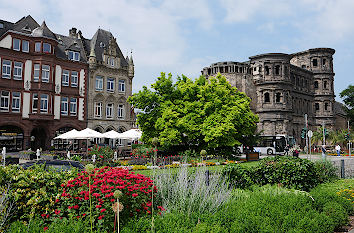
[69,27,77,38]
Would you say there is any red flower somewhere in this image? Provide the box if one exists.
[99,155,104,159]
[132,193,138,197]
[98,215,104,220]
[44,226,48,231]
[100,208,106,213]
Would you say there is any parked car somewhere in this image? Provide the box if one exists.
[20,160,84,171]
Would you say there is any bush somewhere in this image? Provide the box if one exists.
[0,184,15,232]
[310,179,354,230]
[223,156,338,191]
[8,217,105,233]
[52,167,159,231]
[0,165,76,224]
[88,145,114,166]
[122,185,340,233]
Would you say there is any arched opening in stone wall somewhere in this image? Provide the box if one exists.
[264,92,270,103]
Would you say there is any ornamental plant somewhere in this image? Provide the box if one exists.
[88,145,114,165]
[51,167,159,232]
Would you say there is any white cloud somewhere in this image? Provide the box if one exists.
[219,0,292,23]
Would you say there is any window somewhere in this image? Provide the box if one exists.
[264,92,270,103]
[32,93,38,113]
[301,65,306,69]
[325,102,329,111]
[35,42,41,52]
[13,38,20,51]
[118,79,125,92]
[118,104,124,119]
[322,59,326,65]
[12,92,21,112]
[40,94,48,113]
[312,59,318,67]
[265,66,270,75]
[71,71,78,87]
[315,103,319,111]
[41,65,50,82]
[13,62,23,80]
[22,40,29,52]
[62,70,69,86]
[95,102,102,118]
[33,64,40,82]
[106,103,113,119]
[110,58,115,67]
[0,91,9,111]
[43,43,51,53]
[2,60,11,79]
[275,93,281,103]
[70,98,77,116]
[0,23,3,29]
[95,76,103,91]
[324,81,328,89]
[275,65,280,75]
[314,81,318,89]
[68,51,80,61]
[107,78,114,92]
[61,97,68,115]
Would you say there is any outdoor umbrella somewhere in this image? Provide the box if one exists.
[54,129,79,139]
[71,128,104,140]
[102,130,122,139]
[118,129,142,140]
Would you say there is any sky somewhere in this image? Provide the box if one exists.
[1,0,353,102]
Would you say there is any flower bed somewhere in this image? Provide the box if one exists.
[51,166,159,231]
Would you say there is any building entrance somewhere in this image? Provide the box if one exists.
[31,127,47,150]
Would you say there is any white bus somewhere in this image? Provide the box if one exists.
[253,135,294,155]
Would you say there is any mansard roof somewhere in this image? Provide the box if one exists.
[13,15,40,34]
[89,28,128,67]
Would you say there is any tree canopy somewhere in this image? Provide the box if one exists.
[128,73,259,153]
[340,84,354,128]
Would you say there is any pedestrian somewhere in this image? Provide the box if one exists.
[321,145,326,160]
[284,144,289,156]
[335,144,341,156]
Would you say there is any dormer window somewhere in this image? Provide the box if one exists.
[0,23,3,29]
[99,42,105,48]
[110,58,114,67]
[43,43,51,53]
[68,51,80,61]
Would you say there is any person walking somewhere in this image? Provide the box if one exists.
[321,145,326,160]
[335,144,341,156]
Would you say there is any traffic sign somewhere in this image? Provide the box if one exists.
[307,130,313,138]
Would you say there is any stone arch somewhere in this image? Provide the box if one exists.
[94,125,104,133]
[93,93,105,102]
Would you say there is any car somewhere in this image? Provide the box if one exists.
[20,160,84,171]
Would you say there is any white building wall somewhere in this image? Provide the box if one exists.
[54,96,61,120]
[78,98,84,121]
[55,65,62,93]
[79,69,85,97]
[22,92,30,118]
[24,60,32,90]
[0,35,12,49]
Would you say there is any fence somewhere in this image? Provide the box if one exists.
[332,159,354,179]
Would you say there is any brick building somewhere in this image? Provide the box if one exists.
[0,16,88,151]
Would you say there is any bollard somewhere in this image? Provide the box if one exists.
[205,170,210,186]
[340,159,345,179]
[2,147,6,166]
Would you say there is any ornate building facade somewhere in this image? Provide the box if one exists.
[0,15,135,151]
[84,29,135,135]
[0,16,88,151]
[202,48,347,144]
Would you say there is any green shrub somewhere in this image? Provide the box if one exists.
[122,185,340,233]
[223,156,338,191]
[0,165,76,224]
[8,218,105,233]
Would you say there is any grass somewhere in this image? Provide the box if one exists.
[133,161,260,176]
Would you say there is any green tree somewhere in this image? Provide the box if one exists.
[128,73,259,154]
[339,84,354,128]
